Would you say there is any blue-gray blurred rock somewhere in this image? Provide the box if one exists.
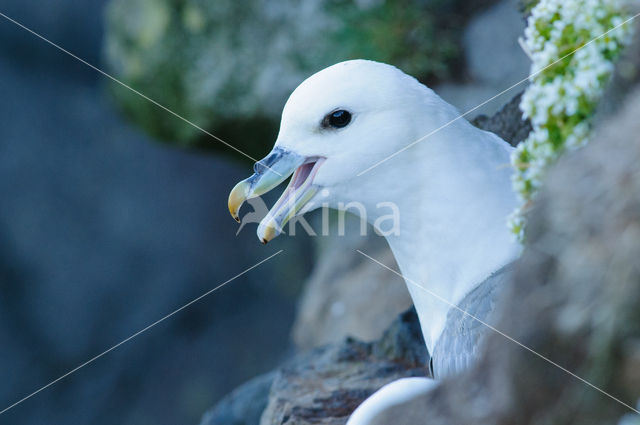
[199,372,275,425]
[0,2,311,424]
[435,0,530,116]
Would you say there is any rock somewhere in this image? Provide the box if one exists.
[103,0,497,154]
[261,308,428,425]
[200,372,276,425]
[371,308,430,366]
[596,3,640,122]
[463,0,530,87]
[292,214,412,350]
[0,0,107,69]
[472,91,532,146]
[200,308,426,425]
[436,0,529,116]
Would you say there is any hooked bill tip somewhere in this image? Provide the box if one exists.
[228,179,251,222]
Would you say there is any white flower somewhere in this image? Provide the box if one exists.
[508,0,633,242]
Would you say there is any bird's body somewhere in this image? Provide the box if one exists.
[228,60,520,422]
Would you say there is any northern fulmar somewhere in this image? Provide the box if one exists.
[228,60,519,424]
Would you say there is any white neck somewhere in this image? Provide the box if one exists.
[339,119,519,353]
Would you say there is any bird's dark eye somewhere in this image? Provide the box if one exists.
[322,109,352,129]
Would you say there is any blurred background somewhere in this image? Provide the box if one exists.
[0,0,528,424]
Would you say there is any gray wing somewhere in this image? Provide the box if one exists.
[431,264,512,379]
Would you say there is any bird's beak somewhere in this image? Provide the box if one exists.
[228,148,305,221]
[228,147,325,244]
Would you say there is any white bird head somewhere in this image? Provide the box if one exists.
[228,59,461,243]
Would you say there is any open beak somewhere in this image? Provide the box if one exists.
[228,148,325,244]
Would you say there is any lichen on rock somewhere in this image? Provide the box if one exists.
[104,0,495,155]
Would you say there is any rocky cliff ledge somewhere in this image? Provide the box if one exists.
[201,308,427,425]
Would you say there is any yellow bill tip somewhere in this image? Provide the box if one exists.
[228,180,251,222]
[257,221,279,244]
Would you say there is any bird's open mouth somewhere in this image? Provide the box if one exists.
[257,157,325,243]
[228,148,325,243]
